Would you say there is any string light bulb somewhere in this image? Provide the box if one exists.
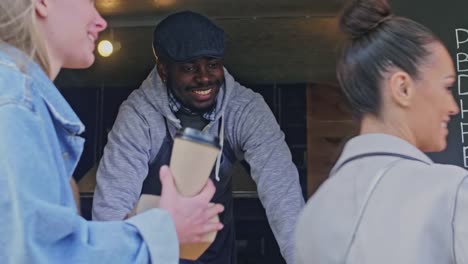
[97,40,114,57]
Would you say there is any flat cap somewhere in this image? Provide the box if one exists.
[153,11,225,62]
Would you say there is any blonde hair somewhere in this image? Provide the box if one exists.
[0,0,50,74]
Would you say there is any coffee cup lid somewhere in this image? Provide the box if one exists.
[175,128,221,149]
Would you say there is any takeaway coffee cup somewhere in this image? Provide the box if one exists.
[170,127,221,196]
[170,128,221,260]
[135,128,221,260]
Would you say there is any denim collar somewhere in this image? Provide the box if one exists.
[0,44,84,135]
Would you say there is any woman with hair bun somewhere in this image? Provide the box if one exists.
[295,0,466,263]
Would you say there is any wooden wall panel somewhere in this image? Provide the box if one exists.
[97,0,344,17]
[306,83,357,197]
[56,16,343,87]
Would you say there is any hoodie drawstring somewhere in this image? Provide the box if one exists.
[215,117,224,182]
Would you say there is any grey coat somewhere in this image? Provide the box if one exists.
[296,133,468,264]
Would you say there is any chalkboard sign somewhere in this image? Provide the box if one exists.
[391,0,468,167]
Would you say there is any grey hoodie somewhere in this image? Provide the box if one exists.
[93,67,305,263]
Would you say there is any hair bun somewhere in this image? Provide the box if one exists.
[340,0,392,39]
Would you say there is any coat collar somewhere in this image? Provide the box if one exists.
[332,133,434,174]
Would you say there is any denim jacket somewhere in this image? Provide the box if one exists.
[0,45,178,263]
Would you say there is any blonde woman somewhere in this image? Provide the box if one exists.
[0,1,223,263]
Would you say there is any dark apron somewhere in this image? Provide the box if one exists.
[141,118,238,264]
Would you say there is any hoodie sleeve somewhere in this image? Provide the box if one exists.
[93,101,153,221]
[236,94,305,264]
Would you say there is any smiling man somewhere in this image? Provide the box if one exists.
[93,11,304,264]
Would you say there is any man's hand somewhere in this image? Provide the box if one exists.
[159,165,224,244]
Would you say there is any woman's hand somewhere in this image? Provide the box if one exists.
[158,165,224,244]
